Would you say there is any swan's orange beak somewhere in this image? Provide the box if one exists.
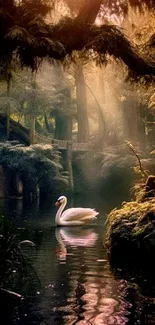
[55,201,60,207]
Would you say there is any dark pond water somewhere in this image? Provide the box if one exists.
[1,194,155,325]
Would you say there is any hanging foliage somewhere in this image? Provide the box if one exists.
[0,0,154,79]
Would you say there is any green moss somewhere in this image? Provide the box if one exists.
[106,197,155,268]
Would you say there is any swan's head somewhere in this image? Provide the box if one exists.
[55,195,67,207]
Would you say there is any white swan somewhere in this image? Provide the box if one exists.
[55,195,99,226]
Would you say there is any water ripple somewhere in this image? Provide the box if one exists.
[19,226,132,325]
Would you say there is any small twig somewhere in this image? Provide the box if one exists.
[125,141,148,179]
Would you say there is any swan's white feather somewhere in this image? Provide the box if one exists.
[55,195,99,226]
[62,207,98,222]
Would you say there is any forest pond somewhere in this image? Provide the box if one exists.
[1,194,154,325]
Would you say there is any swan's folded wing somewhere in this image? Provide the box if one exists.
[62,208,98,222]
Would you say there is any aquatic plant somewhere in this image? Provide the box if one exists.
[0,216,38,291]
[0,214,42,323]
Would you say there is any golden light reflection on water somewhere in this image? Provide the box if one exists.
[31,226,132,325]
[53,227,132,325]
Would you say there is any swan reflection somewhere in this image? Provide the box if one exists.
[54,227,131,324]
[35,227,132,325]
[55,227,98,261]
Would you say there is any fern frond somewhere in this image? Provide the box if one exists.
[6,25,35,46]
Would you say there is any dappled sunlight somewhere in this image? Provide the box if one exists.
[79,275,131,325]
[21,215,133,325]
[0,1,154,324]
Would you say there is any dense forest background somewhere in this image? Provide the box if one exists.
[0,0,154,200]
[0,0,154,147]
[0,3,154,324]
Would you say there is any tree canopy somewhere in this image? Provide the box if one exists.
[0,0,154,79]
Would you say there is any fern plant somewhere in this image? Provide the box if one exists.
[0,216,38,295]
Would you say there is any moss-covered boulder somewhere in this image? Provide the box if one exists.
[106,175,155,269]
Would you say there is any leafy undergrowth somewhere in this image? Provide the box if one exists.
[0,142,69,199]
[0,216,40,321]
[106,175,155,269]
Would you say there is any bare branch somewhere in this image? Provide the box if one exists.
[125,141,148,179]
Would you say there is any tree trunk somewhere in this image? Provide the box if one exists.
[74,64,89,143]
[30,116,35,144]
[66,141,74,191]
[24,114,31,128]
[30,73,36,144]
[123,95,139,143]
[77,0,103,24]
[98,72,106,142]
[60,114,72,140]
[54,66,73,141]
[44,113,51,132]
[24,114,35,144]
[6,78,12,139]
[54,114,72,140]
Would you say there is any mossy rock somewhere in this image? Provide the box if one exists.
[106,197,155,269]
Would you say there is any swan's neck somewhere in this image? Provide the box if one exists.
[55,229,67,258]
[55,198,67,225]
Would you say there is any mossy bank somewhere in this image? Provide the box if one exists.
[106,175,155,269]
